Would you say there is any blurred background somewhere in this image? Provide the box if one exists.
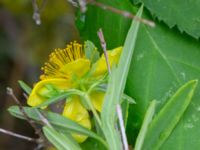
[0,0,79,149]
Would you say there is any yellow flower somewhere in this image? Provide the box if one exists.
[27,41,122,143]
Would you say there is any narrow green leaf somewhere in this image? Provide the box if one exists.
[95,86,136,104]
[123,93,136,104]
[101,6,143,150]
[121,100,130,127]
[80,138,106,150]
[34,89,82,108]
[115,5,143,95]
[142,80,198,149]
[102,68,122,150]
[43,126,81,150]
[134,100,156,150]
[8,106,107,148]
[18,80,32,94]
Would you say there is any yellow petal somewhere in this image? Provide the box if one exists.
[60,58,91,78]
[92,47,122,77]
[90,91,105,112]
[27,78,71,107]
[62,96,91,143]
[71,118,91,143]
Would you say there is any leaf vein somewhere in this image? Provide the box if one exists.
[143,26,181,85]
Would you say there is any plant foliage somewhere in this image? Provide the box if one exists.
[6,0,200,150]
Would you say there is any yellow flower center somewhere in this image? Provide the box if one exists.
[40,41,85,80]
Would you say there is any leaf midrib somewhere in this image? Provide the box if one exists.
[143,25,182,84]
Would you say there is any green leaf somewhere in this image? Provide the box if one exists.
[18,80,32,94]
[84,40,100,63]
[95,86,136,104]
[76,0,136,49]
[34,89,82,108]
[43,126,81,150]
[125,10,200,149]
[121,100,130,127]
[133,0,200,39]
[101,67,122,150]
[134,100,156,150]
[101,6,143,150]
[8,106,107,148]
[40,84,61,98]
[122,93,136,104]
[80,138,105,150]
[142,80,198,149]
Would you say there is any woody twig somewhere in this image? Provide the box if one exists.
[0,128,37,143]
[35,109,52,128]
[116,104,129,150]
[97,28,111,74]
[88,0,155,27]
[6,87,45,144]
[32,0,41,25]
[32,0,48,25]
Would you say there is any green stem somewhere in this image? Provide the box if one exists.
[87,76,107,94]
[82,93,102,127]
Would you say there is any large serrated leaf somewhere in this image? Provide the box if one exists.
[133,0,200,39]
[126,11,200,149]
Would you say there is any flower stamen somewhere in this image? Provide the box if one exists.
[40,41,84,80]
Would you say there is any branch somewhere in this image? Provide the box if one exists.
[32,0,41,25]
[116,104,129,150]
[78,0,87,13]
[66,0,78,7]
[6,87,45,143]
[87,0,155,27]
[0,128,38,143]
[35,109,52,128]
[97,28,111,74]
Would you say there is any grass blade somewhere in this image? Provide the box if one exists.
[101,6,143,150]
[43,126,81,150]
[142,80,198,149]
[134,100,156,150]
[34,89,82,108]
